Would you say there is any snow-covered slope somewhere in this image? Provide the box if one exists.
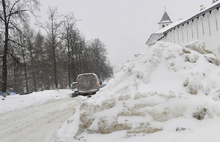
[57,41,220,141]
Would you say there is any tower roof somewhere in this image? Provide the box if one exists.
[158,11,172,24]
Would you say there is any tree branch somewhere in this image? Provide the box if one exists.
[10,0,21,14]
[9,38,24,47]
[35,23,50,35]
[7,10,28,18]
[7,51,21,65]
[9,21,26,37]
[0,15,5,22]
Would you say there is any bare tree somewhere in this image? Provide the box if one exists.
[18,24,36,93]
[20,39,29,93]
[0,0,39,98]
[9,24,33,94]
[33,31,52,91]
[39,7,63,89]
[63,13,77,88]
[87,39,113,80]
[25,27,37,92]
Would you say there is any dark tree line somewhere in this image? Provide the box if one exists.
[0,3,113,96]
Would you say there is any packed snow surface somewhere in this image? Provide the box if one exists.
[0,89,72,113]
[0,89,81,142]
[55,41,220,142]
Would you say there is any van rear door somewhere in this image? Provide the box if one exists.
[78,74,97,91]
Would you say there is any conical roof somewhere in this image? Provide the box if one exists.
[158,12,172,24]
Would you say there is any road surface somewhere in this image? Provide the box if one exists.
[0,97,79,142]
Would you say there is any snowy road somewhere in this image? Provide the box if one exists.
[0,97,79,142]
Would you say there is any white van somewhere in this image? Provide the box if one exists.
[77,73,100,96]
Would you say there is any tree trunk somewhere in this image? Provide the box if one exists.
[52,44,58,89]
[21,46,29,93]
[67,33,71,88]
[2,0,8,97]
[24,64,29,92]
[68,45,71,88]
[2,42,8,97]
[30,51,37,92]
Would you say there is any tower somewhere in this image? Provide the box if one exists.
[158,10,172,30]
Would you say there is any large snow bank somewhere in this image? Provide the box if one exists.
[72,41,220,138]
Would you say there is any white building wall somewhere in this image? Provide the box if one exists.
[173,29,176,42]
[210,10,216,35]
[203,13,210,36]
[198,16,203,38]
[216,8,220,31]
[176,26,180,43]
[170,30,173,43]
[179,25,184,44]
[196,17,199,39]
[161,8,220,59]
[188,21,193,41]
[183,23,188,43]
[173,29,176,43]
[191,20,197,40]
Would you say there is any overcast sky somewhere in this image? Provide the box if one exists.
[37,0,213,66]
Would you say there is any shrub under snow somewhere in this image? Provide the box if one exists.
[76,41,220,136]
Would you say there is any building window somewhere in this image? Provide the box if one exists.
[162,25,165,28]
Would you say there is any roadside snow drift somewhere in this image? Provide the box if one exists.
[73,41,220,138]
[0,89,72,113]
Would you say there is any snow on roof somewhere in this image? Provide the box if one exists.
[155,1,220,35]
[155,18,185,34]
[146,18,185,45]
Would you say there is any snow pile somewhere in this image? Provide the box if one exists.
[74,41,220,137]
[0,89,72,113]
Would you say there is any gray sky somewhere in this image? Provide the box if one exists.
[38,0,212,65]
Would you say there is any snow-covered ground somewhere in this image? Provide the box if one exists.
[2,41,220,142]
[0,89,72,113]
[0,90,79,142]
[53,41,220,142]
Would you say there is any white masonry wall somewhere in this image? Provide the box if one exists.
[161,8,220,58]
